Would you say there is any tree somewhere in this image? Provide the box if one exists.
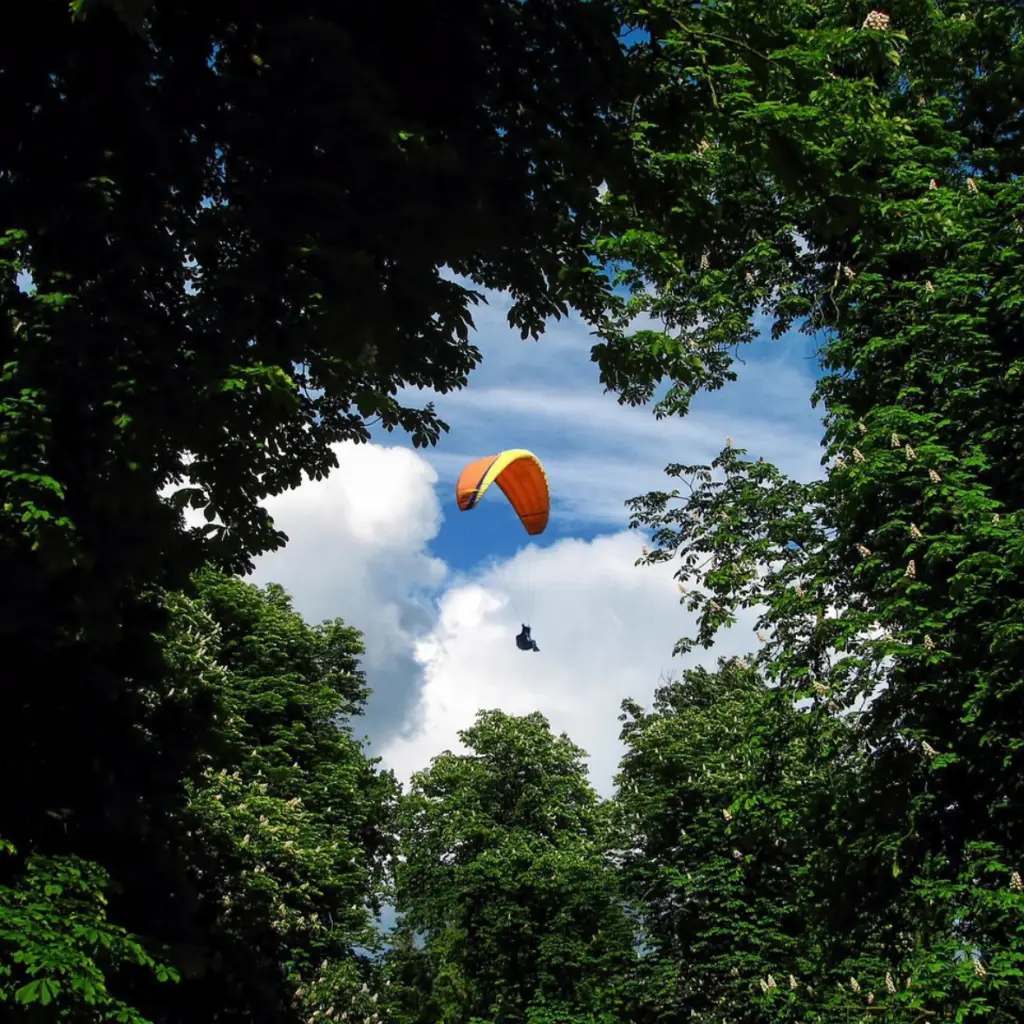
[1,570,397,1023]
[2,3,630,1017]
[378,923,442,1024]
[617,1,1024,1019]
[2,0,631,894]
[154,570,399,1024]
[615,661,871,1024]
[395,710,635,1024]
[0,843,179,1023]
[614,663,815,1024]
[3,0,630,591]
[0,582,223,1023]
[612,653,963,1024]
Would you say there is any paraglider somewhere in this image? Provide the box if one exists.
[516,625,540,653]
[456,449,549,650]
[455,448,549,535]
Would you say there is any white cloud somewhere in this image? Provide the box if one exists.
[379,530,764,797]
[246,442,448,739]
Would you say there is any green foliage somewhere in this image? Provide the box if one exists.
[0,570,394,1024]
[395,710,635,1024]
[2,6,631,1022]
[3,0,629,592]
[615,658,943,1024]
[381,926,443,1024]
[616,662,823,1021]
[180,572,397,990]
[6,2,1024,1024]
[617,1,1024,1021]
[141,571,399,1023]
[1,0,630,994]
[0,842,177,1022]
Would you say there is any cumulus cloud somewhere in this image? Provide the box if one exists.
[245,440,765,794]
[247,442,448,741]
[378,530,763,797]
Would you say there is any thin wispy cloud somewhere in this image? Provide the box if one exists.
[389,284,825,537]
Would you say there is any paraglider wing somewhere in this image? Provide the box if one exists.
[455,449,549,535]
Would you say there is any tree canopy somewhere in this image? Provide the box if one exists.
[2,4,631,1016]
[4,1,1024,1023]
[395,710,635,1024]
[619,0,1024,1019]
[1,570,399,1022]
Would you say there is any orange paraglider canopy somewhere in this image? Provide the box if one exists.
[455,449,549,535]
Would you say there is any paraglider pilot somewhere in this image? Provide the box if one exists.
[454,450,548,657]
[516,624,540,652]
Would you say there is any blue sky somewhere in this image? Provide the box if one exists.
[410,291,826,573]
[251,276,830,793]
